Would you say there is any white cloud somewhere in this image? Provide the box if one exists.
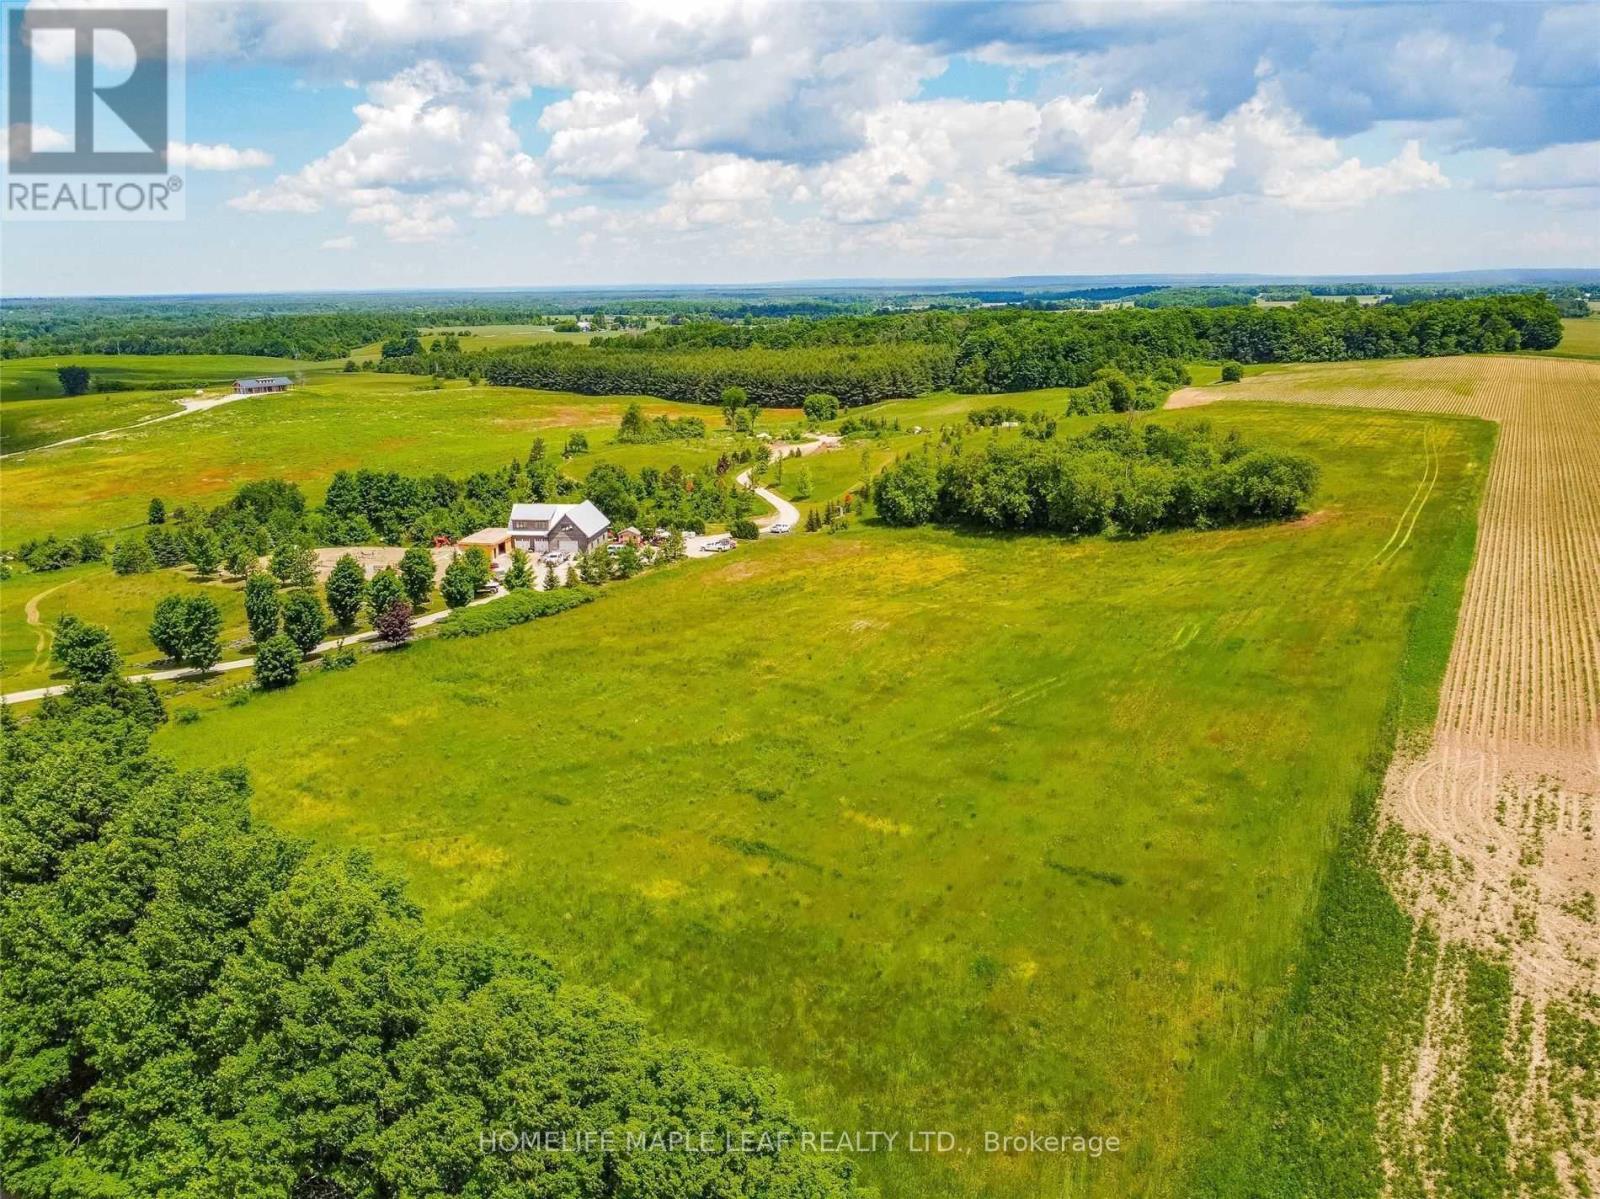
[229,61,547,241]
[169,141,272,170]
[320,235,355,250]
[1492,141,1600,192]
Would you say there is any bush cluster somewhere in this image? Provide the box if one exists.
[874,421,1320,536]
[437,586,595,638]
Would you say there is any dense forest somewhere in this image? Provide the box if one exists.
[377,294,1566,407]
[0,689,860,1197]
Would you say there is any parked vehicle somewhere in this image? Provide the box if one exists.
[767,521,792,535]
[541,550,572,565]
[703,536,736,553]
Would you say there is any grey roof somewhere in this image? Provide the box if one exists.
[508,500,610,538]
[236,376,292,386]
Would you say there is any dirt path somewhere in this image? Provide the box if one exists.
[21,579,72,673]
[1171,355,1600,1192]
[1,389,256,461]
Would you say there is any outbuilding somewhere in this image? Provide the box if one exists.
[457,527,513,565]
[233,376,292,395]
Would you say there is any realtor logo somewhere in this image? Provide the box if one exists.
[8,7,167,172]
[4,2,184,218]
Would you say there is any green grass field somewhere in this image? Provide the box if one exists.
[348,322,626,361]
[0,362,797,549]
[0,352,323,401]
[2,390,183,455]
[152,400,1495,1198]
[1538,316,1600,360]
[1,352,343,454]
[0,564,253,692]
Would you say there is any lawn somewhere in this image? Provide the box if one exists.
[0,365,780,549]
[154,400,1494,1198]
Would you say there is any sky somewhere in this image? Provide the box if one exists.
[2,0,1597,297]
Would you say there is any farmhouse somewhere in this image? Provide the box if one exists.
[233,376,291,394]
[509,500,610,555]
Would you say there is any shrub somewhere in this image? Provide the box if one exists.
[438,587,594,639]
[253,634,301,689]
[1220,360,1245,383]
[111,537,156,575]
[730,518,760,540]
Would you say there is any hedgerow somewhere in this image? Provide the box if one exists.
[437,586,596,638]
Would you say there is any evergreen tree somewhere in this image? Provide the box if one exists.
[503,548,533,590]
[147,497,165,525]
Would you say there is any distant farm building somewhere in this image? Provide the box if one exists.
[233,376,292,395]
[508,500,610,555]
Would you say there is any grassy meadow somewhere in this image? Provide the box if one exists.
[0,360,797,549]
[1538,315,1600,360]
[151,400,1495,1198]
[1,352,340,455]
[0,564,253,692]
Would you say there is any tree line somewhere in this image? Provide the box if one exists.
[873,420,1320,537]
[376,294,1563,408]
[0,688,861,1197]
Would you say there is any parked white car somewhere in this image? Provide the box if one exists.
[703,536,736,553]
[540,550,572,565]
[767,521,792,535]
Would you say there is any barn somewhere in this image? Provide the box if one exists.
[233,376,292,395]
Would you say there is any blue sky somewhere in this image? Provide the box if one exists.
[3,0,1597,296]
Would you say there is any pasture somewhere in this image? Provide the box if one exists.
[0,363,795,549]
[348,322,622,361]
[1,352,339,454]
[1538,315,1600,360]
[154,400,1494,1198]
